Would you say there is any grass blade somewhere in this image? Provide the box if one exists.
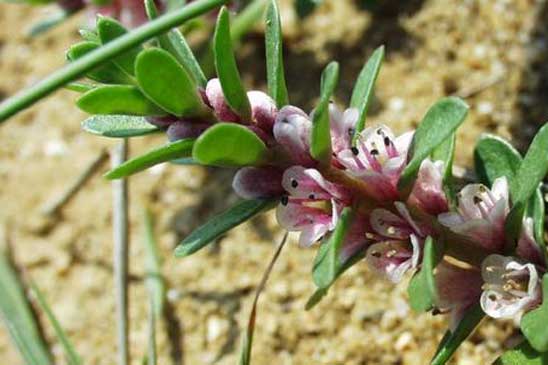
[238,232,287,365]
[30,282,82,365]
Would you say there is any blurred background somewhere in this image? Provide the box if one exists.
[1,0,546,363]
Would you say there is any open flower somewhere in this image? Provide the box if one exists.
[276,166,350,247]
[364,203,424,283]
[329,104,359,155]
[480,254,542,319]
[336,125,413,201]
[438,177,509,252]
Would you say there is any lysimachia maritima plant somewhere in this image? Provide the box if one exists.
[67,1,548,364]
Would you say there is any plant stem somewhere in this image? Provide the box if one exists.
[0,0,229,124]
[112,139,130,365]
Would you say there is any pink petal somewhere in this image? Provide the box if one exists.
[276,203,332,246]
[248,91,278,132]
[370,208,414,239]
[281,166,349,201]
[273,106,315,166]
[408,159,448,216]
[365,240,416,283]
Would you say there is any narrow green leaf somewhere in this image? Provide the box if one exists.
[0,250,52,365]
[145,0,207,87]
[135,48,205,117]
[174,199,275,257]
[351,45,384,140]
[66,41,133,84]
[106,139,195,179]
[494,341,548,365]
[213,7,252,120]
[431,133,456,207]
[312,207,353,289]
[30,282,81,365]
[142,209,165,317]
[398,97,469,193]
[192,123,268,166]
[238,233,287,365]
[310,62,338,163]
[408,237,442,312]
[97,16,143,75]
[521,274,548,352]
[474,134,522,186]
[506,123,548,244]
[265,0,289,108]
[430,303,484,365]
[77,85,165,116]
[82,115,160,138]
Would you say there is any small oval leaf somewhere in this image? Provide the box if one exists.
[66,41,133,84]
[105,139,195,179]
[407,236,442,312]
[82,115,160,138]
[135,48,205,117]
[494,341,548,365]
[96,16,143,76]
[174,199,276,257]
[192,123,268,167]
[474,134,522,186]
[214,7,252,121]
[77,85,165,116]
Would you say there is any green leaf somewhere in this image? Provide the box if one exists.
[238,233,287,365]
[135,48,205,117]
[82,115,160,138]
[408,237,442,312]
[30,282,81,365]
[142,208,165,317]
[398,97,469,193]
[312,207,353,289]
[431,133,456,206]
[494,341,548,365]
[521,274,548,352]
[145,0,207,87]
[214,7,252,121]
[77,85,165,116]
[265,0,289,108]
[474,134,522,186]
[106,139,195,179]
[97,16,143,76]
[0,250,52,365]
[310,61,338,163]
[192,123,268,166]
[506,123,548,244]
[430,303,484,365]
[351,45,384,140]
[174,199,275,257]
[78,29,99,42]
[66,41,133,84]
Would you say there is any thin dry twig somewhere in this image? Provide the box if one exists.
[112,139,130,365]
[41,150,108,216]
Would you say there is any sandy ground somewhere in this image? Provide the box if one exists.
[1,0,547,364]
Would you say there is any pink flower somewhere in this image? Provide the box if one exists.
[336,125,413,201]
[434,261,483,330]
[232,167,285,199]
[438,177,509,252]
[480,254,542,319]
[276,166,350,247]
[364,202,424,283]
[328,104,359,155]
[408,159,448,216]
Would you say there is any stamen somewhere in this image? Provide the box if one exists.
[365,233,376,239]
[308,194,315,200]
[386,249,397,258]
[371,251,382,258]
[384,136,391,146]
[473,196,483,204]
[485,266,496,273]
[351,147,359,156]
[291,179,299,188]
[281,196,289,206]
[387,226,397,235]
[488,293,497,301]
[370,149,379,156]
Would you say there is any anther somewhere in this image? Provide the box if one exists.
[370,149,379,156]
[291,179,298,188]
[281,196,289,206]
[351,147,359,156]
[371,251,382,258]
[308,194,315,200]
[386,250,397,258]
[387,226,397,235]
[384,136,391,146]
[473,196,483,204]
